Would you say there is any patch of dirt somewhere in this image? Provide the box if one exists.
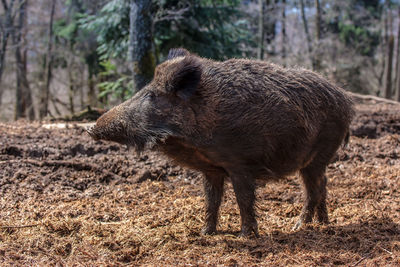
[351,98,400,138]
[0,100,400,266]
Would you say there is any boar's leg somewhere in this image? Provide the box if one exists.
[294,124,346,230]
[230,174,258,237]
[294,161,328,230]
[202,171,225,235]
[316,175,329,223]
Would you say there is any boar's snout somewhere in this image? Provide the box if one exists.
[87,107,128,144]
[86,125,100,140]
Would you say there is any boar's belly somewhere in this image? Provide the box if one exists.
[160,137,227,175]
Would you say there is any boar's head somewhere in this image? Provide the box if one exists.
[88,49,202,151]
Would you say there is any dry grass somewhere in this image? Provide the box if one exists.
[1,100,400,266]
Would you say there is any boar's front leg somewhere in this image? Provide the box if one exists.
[230,173,259,237]
[202,171,225,235]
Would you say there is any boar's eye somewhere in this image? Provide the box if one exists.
[143,91,155,100]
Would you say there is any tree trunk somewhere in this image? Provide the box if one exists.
[39,0,56,119]
[257,0,265,60]
[314,0,321,40]
[395,8,400,101]
[313,0,321,71]
[0,0,16,106]
[397,71,400,101]
[13,0,34,120]
[383,2,394,99]
[79,66,84,110]
[281,0,286,65]
[300,0,312,66]
[395,7,400,82]
[68,61,75,114]
[383,35,394,99]
[87,68,96,107]
[129,0,154,93]
[379,0,391,92]
[394,62,400,100]
[264,0,277,55]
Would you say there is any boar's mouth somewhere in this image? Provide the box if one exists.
[87,121,130,144]
[87,122,172,152]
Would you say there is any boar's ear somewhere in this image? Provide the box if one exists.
[167,48,190,60]
[168,56,202,100]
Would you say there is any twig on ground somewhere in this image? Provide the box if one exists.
[377,245,393,255]
[0,224,40,229]
[352,254,371,266]
[349,92,400,105]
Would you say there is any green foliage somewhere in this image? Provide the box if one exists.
[98,61,132,101]
[53,0,104,77]
[78,0,252,98]
[54,19,78,41]
[79,0,251,61]
[338,22,379,56]
[326,0,381,57]
[79,0,130,60]
[154,0,252,60]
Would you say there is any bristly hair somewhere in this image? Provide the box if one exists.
[167,48,190,60]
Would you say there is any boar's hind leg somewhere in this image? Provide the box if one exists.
[202,171,225,235]
[294,124,346,230]
[294,160,329,230]
[230,174,259,237]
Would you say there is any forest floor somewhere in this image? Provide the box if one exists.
[1,98,400,266]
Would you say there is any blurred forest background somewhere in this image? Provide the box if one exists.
[0,0,399,121]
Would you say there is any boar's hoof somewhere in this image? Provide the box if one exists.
[201,226,217,235]
[292,220,305,231]
[316,208,329,225]
[239,224,259,238]
[292,218,314,231]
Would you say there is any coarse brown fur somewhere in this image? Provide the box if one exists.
[88,48,354,237]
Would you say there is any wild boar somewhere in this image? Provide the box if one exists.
[88,48,354,237]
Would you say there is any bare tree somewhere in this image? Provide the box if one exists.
[0,0,16,106]
[383,2,394,99]
[313,0,321,70]
[300,0,312,62]
[265,0,278,55]
[39,0,56,119]
[67,56,76,114]
[281,0,286,65]
[13,0,34,120]
[87,63,96,107]
[378,0,390,92]
[383,36,394,99]
[314,0,321,41]
[129,0,154,92]
[395,7,400,101]
[257,0,265,60]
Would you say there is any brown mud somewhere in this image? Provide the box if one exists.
[1,99,400,266]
